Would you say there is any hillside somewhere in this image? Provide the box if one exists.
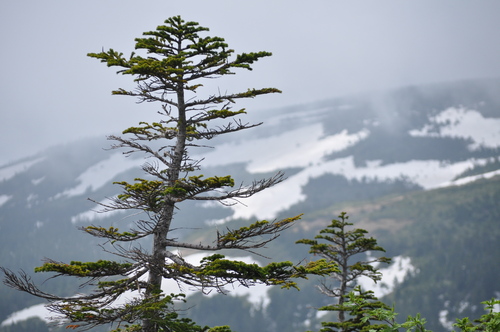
[0,78,499,332]
[184,175,500,332]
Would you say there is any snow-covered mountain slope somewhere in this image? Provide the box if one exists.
[189,86,500,220]
[1,77,498,252]
[13,84,497,225]
[409,106,500,150]
[1,78,499,331]
[0,78,498,256]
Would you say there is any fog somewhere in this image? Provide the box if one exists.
[1,0,500,164]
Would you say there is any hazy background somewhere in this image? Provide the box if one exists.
[1,0,500,164]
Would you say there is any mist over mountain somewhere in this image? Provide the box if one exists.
[1,78,499,332]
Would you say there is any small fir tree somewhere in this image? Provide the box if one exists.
[344,293,499,332]
[319,286,390,332]
[346,292,430,332]
[2,16,336,332]
[453,298,500,332]
[297,212,391,332]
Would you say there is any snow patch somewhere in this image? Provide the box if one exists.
[439,310,455,331]
[0,195,11,207]
[0,303,52,326]
[199,124,370,173]
[222,156,484,221]
[71,197,124,224]
[458,301,470,314]
[55,153,143,198]
[261,107,332,127]
[31,176,45,185]
[193,113,494,221]
[365,159,383,168]
[494,292,500,312]
[409,107,500,150]
[436,169,500,188]
[26,194,38,208]
[357,255,417,298]
[0,157,44,182]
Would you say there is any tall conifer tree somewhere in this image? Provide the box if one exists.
[2,16,336,332]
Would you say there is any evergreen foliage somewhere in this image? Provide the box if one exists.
[343,296,500,332]
[185,293,269,332]
[453,299,500,332]
[318,287,389,332]
[1,16,337,332]
[298,212,391,332]
[346,292,431,332]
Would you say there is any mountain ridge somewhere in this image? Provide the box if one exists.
[1,77,499,332]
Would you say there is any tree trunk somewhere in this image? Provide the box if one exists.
[338,229,349,331]
[143,78,187,332]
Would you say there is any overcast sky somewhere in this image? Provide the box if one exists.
[1,1,500,165]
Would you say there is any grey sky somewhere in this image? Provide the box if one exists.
[1,1,500,165]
